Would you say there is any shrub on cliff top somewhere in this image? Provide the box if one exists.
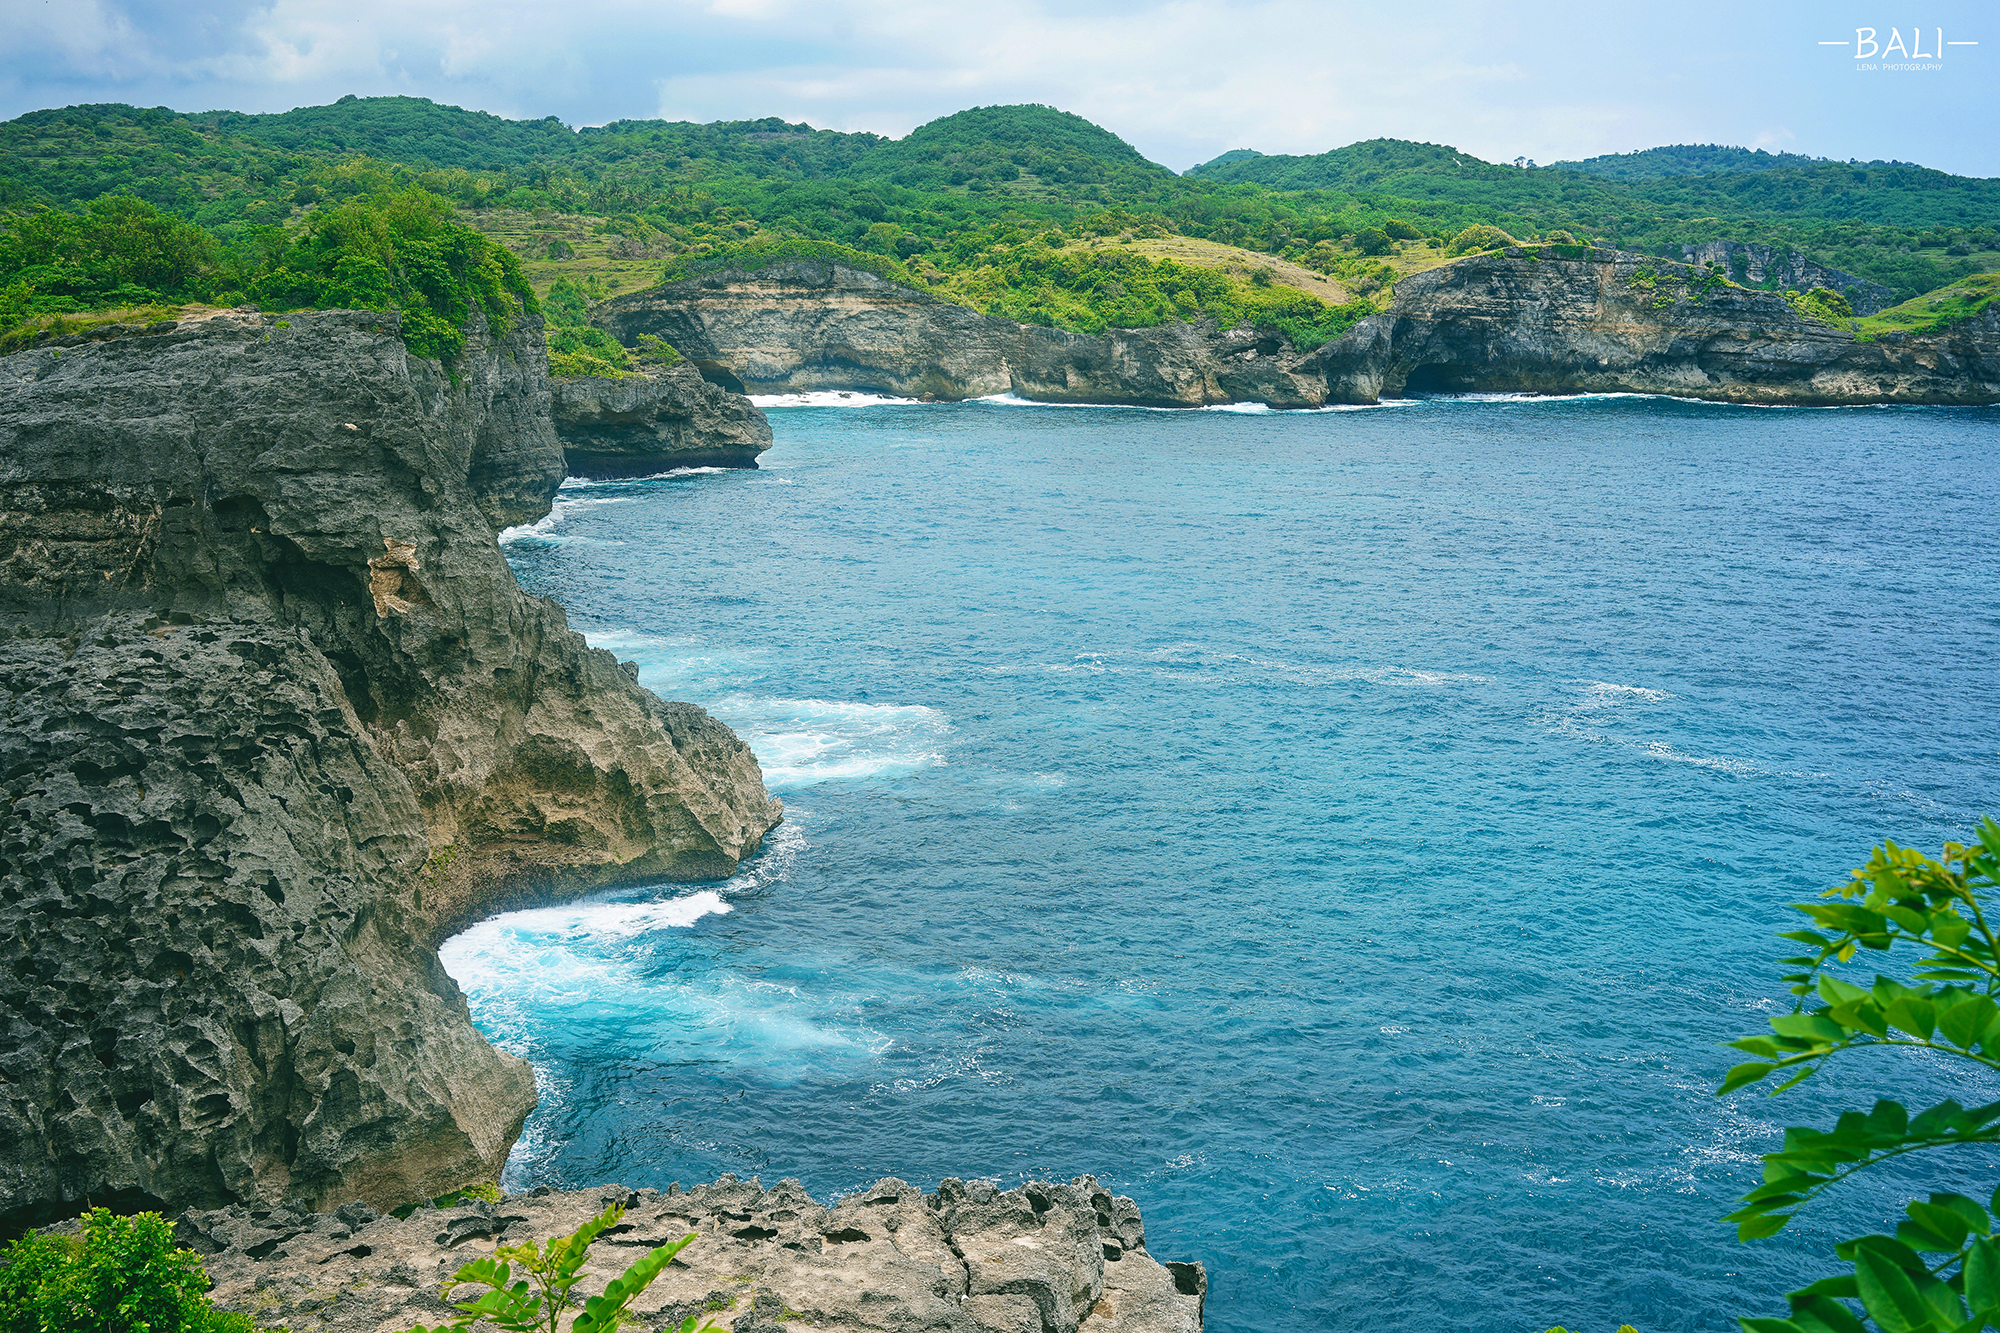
[249,186,536,362]
[0,196,219,319]
[0,1209,257,1333]
[1447,223,1517,254]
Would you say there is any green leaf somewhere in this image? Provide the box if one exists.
[1885,997,1938,1039]
[1738,1211,1795,1241]
[1940,996,2000,1049]
[1856,1245,1936,1332]
[1930,1193,1991,1237]
[1722,1062,1779,1095]
[1883,905,1930,933]
[1790,1294,1870,1333]
[1819,975,1871,1005]
[1772,1014,1849,1043]
[1965,1236,2000,1316]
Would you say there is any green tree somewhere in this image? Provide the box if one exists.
[1721,820,2000,1333]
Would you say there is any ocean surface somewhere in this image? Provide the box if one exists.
[444,393,2000,1333]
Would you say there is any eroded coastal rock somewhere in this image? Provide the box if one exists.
[594,259,1326,408]
[1314,249,2000,404]
[552,362,773,477]
[175,1174,1205,1333]
[0,307,782,1229]
[596,254,2000,408]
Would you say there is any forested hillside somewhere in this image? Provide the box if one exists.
[5,94,1997,357]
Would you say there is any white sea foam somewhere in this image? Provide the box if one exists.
[750,390,927,408]
[717,696,952,790]
[1202,401,1273,413]
[576,628,953,789]
[497,495,632,545]
[1578,679,1677,706]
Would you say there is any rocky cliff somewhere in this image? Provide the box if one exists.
[594,260,1326,408]
[174,1174,1204,1333]
[552,362,773,477]
[0,307,782,1230]
[595,254,1999,408]
[1313,249,2000,405]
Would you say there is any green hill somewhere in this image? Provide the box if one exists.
[5,97,1999,346]
[848,104,1176,196]
[1550,144,1839,180]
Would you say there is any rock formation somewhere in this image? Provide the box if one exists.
[595,254,2000,408]
[551,362,773,477]
[175,1174,1205,1333]
[1313,249,2000,405]
[593,260,1325,408]
[0,307,782,1230]
[1676,240,1896,314]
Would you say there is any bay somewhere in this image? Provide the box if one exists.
[444,394,2000,1332]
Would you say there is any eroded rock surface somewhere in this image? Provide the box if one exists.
[593,260,1326,408]
[596,253,2000,408]
[1315,249,2000,404]
[179,1174,1204,1333]
[0,308,782,1228]
[552,362,773,477]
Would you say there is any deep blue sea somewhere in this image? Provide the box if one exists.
[443,394,2000,1333]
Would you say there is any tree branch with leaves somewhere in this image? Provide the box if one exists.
[1720,819,2000,1333]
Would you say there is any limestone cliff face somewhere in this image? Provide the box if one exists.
[598,253,1998,409]
[0,307,782,1229]
[593,259,1327,408]
[175,1174,1205,1333]
[551,362,773,477]
[1312,250,2000,405]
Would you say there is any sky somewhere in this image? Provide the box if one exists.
[1,0,1995,177]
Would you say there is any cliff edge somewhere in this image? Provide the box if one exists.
[175,1174,1205,1333]
[0,307,782,1230]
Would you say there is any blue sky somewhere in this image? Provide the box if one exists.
[1,0,1994,176]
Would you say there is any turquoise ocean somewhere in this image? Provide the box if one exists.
[442,394,2000,1332]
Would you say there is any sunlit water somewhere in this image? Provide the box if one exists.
[443,394,2000,1332]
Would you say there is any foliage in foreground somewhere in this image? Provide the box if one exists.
[403,1201,718,1333]
[0,1209,256,1333]
[1721,819,2000,1333]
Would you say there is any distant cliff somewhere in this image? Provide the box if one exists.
[595,253,2000,408]
[594,259,1328,408]
[0,307,782,1229]
[1314,249,2000,405]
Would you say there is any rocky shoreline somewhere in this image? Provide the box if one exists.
[593,252,2000,408]
[175,1174,1204,1333]
[0,306,780,1229]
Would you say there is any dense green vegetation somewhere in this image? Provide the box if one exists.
[0,173,534,361]
[1719,821,2000,1333]
[0,1208,257,1333]
[3,94,1995,355]
[1550,143,1879,181]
